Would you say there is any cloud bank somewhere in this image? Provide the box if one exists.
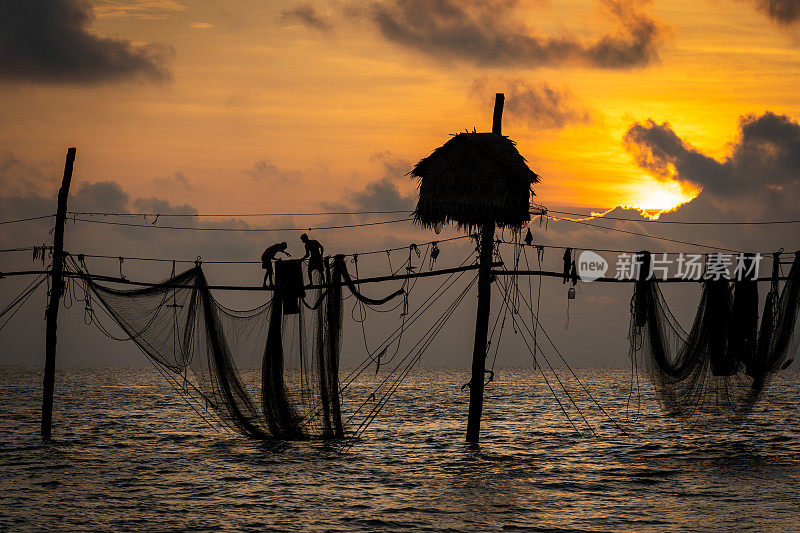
[0,0,172,84]
[367,0,663,69]
[283,0,665,69]
[625,112,800,212]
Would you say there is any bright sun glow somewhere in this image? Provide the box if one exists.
[629,180,699,216]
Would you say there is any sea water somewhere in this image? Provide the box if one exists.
[1,366,799,532]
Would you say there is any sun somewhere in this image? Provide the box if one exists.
[628,179,699,217]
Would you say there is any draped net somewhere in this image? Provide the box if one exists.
[631,251,800,423]
[79,257,401,440]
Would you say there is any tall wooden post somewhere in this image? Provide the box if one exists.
[42,147,75,440]
[466,94,503,443]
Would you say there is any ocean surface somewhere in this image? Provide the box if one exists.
[1,366,799,532]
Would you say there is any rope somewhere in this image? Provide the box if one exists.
[0,214,54,225]
[68,209,414,218]
[68,216,411,232]
[554,217,742,253]
[342,273,479,449]
[0,275,47,332]
[497,262,632,437]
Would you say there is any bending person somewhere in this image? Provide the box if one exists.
[261,242,290,287]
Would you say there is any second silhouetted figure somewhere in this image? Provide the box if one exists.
[300,233,324,284]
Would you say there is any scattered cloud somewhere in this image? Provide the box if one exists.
[153,171,196,191]
[280,4,334,34]
[93,0,187,20]
[191,22,214,29]
[0,0,173,84]
[226,88,261,107]
[0,151,58,195]
[472,78,594,130]
[245,159,304,183]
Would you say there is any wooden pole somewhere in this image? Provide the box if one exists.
[42,147,75,440]
[466,93,504,443]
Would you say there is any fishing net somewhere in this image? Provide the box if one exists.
[75,256,402,440]
[631,251,800,423]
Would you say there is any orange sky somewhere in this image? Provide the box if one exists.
[3,0,800,214]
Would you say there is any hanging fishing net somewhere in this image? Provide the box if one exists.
[73,256,402,440]
[631,251,800,423]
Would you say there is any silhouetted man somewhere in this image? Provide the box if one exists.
[300,233,324,283]
[261,242,290,287]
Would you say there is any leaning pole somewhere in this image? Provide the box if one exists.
[466,94,504,443]
[42,147,75,440]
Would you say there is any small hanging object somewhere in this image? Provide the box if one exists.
[570,260,578,286]
[568,287,576,300]
[429,241,440,269]
[118,257,126,280]
[385,249,393,273]
[536,245,545,262]
[433,221,443,235]
[151,214,160,225]
[33,246,39,263]
[375,346,387,375]
[410,243,421,258]
[524,228,533,246]
[562,248,572,284]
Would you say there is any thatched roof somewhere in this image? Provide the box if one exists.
[411,132,539,230]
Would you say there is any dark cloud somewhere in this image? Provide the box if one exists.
[0,0,172,84]
[366,0,663,69]
[625,112,800,200]
[280,4,334,33]
[752,0,800,25]
[72,181,130,212]
[322,151,415,214]
[472,78,594,129]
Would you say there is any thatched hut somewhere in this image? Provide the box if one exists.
[411,132,539,230]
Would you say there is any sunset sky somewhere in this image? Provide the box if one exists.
[2,0,799,213]
[2,0,800,366]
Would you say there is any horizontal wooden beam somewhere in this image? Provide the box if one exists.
[2,263,790,288]
[1,263,498,291]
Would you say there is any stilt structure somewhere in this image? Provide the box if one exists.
[42,147,75,440]
[466,95,504,443]
[410,93,539,443]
